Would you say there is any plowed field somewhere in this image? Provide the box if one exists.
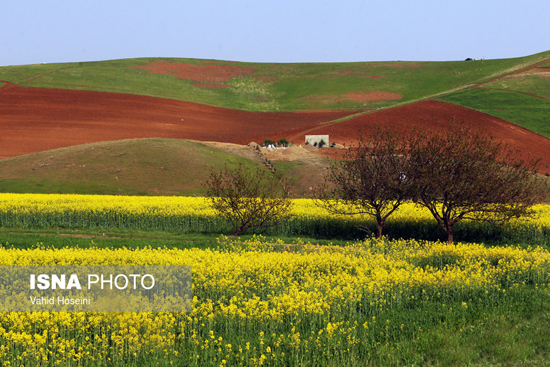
[1,85,549,174]
[0,84,350,159]
[292,100,550,174]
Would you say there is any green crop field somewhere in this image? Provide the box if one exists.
[482,71,550,100]
[434,52,550,137]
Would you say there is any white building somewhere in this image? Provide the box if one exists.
[305,135,329,147]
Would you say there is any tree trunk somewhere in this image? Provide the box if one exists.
[233,226,245,237]
[376,223,384,238]
[446,227,454,244]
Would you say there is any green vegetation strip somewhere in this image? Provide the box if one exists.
[437,88,550,138]
[0,200,549,247]
[482,73,550,100]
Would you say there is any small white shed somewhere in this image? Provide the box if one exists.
[305,135,329,147]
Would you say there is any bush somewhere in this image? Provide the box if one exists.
[204,164,293,236]
[278,138,289,147]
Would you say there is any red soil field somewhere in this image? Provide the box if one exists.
[131,62,254,82]
[1,84,549,175]
[0,84,351,159]
[289,100,550,175]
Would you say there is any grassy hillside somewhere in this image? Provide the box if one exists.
[437,89,550,138]
[1,51,549,112]
[0,139,329,197]
[0,139,267,196]
[482,60,550,99]
[436,53,550,137]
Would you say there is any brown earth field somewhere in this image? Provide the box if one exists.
[131,61,255,82]
[291,100,550,175]
[1,84,550,175]
[0,84,351,159]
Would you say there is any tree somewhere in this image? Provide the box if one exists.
[316,126,414,238]
[408,122,547,244]
[278,138,289,147]
[205,164,293,236]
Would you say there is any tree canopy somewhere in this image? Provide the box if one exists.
[316,127,414,238]
[408,122,547,243]
[317,122,548,243]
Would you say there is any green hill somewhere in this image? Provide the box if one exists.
[0,139,262,196]
[436,55,550,138]
[437,89,550,138]
[1,51,549,113]
[0,139,329,197]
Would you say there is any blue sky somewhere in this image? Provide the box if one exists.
[1,0,549,66]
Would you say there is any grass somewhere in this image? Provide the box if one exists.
[0,139,267,196]
[390,302,550,365]
[0,228,220,250]
[0,138,338,197]
[0,228,354,252]
[437,88,550,138]
[1,51,549,112]
[435,56,550,138]
[271,160,330,196]
[482,71,550,100]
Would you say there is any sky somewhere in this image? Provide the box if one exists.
[1,0,549,66]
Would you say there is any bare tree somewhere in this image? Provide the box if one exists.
[316,126,415,238]
[408,122,548,243]
[205,164,293,236]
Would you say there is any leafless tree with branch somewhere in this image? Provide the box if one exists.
[205,164,293,236]
[408,121,548,243]
[315,127,415,238]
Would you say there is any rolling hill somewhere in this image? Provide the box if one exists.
[1,51,549,112]
[0,139,262,196]
[0,51,549,195]
[0,139,331,196]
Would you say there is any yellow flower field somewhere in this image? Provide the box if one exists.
[0,236,549,366]
[0,193,549,241]
[0,193,549,365]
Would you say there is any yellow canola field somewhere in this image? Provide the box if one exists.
[1,193,550,364]
[0,193,549,232]
[1,192,549,220]
[0,193,216,216]
[0,237,549,366]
